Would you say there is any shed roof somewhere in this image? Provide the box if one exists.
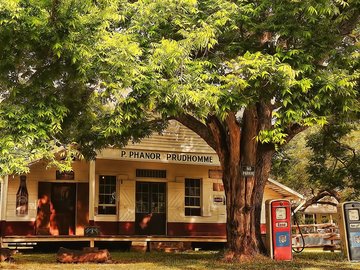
[304,197,338,214]
[267,178,304,201]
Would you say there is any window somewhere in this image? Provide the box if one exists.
[136,169,166,178]
[98,175,117,215]
[304,214,315,224]
[136,182,166,214]
[185,178,201,216]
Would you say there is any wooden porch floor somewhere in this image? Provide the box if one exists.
[1,235,227,248]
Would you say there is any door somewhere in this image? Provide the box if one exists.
[36,182,76,235]
[76,183,89,235]
[36,182,52,235]
[135,182,166,235]
[51,183,76,235]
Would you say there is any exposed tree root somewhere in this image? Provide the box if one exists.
[221,249,269,263]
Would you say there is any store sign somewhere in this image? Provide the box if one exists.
[56,170,75,180]
[16,176,28,216]
[119,150,215,165]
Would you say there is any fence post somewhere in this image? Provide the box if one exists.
[296,226,301,252]
[330,225,334,253]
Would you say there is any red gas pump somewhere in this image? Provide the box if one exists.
[265,199,292,261]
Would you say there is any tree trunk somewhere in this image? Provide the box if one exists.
[207,104,274,261]
[224,152,273,257]
[177,103,275,261]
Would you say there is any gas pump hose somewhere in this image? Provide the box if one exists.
[292,209,306,253]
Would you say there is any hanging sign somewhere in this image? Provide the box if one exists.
[213,183,224,192]
[208,169,223,179]
[56,170,75,180]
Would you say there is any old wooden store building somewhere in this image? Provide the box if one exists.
[0,121,303,246]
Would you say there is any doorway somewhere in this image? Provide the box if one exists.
[135,182,166,235]
[36,182,76,235]
[51,183,76,235]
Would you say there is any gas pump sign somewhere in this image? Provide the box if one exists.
[265,199,292,261]
[276,208,287,219]
[349,209,359,221]
[338,202,360,262]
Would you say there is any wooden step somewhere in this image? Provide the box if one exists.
[130,241,148,252]
[149,241,192,252]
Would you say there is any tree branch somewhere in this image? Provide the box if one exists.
[285,123,308,143]
[50,0,61,23]
[206,114,229,166]
[302,190,340,211]
[173,114,216,150]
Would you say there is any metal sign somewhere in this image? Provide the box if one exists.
[84,226,100,237]
[213,195,225,205]
[242,166,255,177]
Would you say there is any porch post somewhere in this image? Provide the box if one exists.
[89,160,96,225]
[0,175,9,246]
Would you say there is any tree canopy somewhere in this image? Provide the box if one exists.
[0,0,143,174]
[96,0,360,152]
[109,0,359,258]
[1,0,359,173]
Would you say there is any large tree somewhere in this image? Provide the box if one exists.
[1,0,359,261]
[98,0,359,260]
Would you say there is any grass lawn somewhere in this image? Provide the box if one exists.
[0,249,359,270]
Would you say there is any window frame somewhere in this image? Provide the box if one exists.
[184,178,202,217]
[97,175,117,215]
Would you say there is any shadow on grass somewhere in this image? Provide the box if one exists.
[6,249,359,270]
[110,250,357,270]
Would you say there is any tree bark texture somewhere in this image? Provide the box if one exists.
[219,104,274,259]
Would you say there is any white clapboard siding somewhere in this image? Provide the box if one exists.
[167,181,185,222]
[119,179,135,222]
[127,120,215,154]
[167,177,227,224]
